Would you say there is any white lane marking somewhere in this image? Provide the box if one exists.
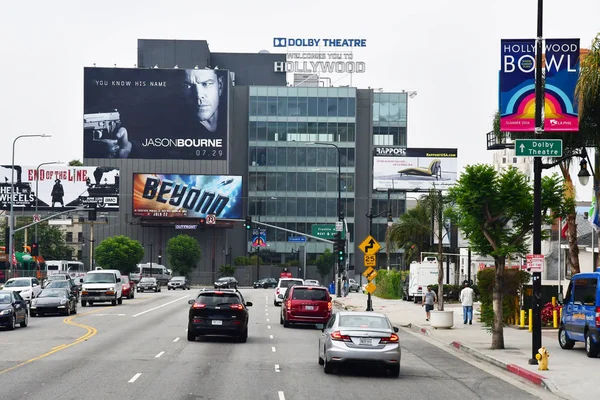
[270,335,274,339]
[268,325,271,329]
[265,313,269,316]
[278,391,285,400]
[173,337,180,343]
[132,295,191,317]
[92,314,126,316]
[155,351,165,358]
[272,346,276,353]
[185,328,188,332]
[274,364,280,372]
[266,318,270,322]
[128,373,142,383]
[265,296,268,301]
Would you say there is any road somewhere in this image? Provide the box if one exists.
[0,288,559,400]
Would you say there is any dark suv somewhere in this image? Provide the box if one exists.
[187,290,253,343]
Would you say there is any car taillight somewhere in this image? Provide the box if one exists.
[192,318,203,323]
[330,331,351,342]
[276,288,280,294]
[596,307,600,328]
[286,300,291,309]
[380,333,399,344]
[192,303,207,309]
[327,301,332,310]
[230,304,244,310]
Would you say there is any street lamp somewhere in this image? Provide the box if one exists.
[253,197,276,280]
[9,134,51,277]
[309,142,344,297]
[35,161,63,243]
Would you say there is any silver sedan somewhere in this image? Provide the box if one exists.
[318,311,401,377]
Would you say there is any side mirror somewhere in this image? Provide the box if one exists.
[33,283,38,287]
[558,293,564,304]
[246,302,253,307]
[116,278,121,283]
[188,299,195,305]
[316,323,324,331]
[393,327,399,333]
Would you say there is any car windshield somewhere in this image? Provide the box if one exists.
[198,293,240,306]
[280,280,303,288]
[339,315,391,330]
[172,277,185,281]
[121,276,129,283]
[140,278,155,283]
[292,288,328,301]
[46,281,69,288]
[4,279,30,287]
[0,293,12,304]
[84,273,115,284]
[48,275,67,280]
[39,289,67,298]
[217,277,230,282]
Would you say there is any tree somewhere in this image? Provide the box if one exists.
[315,248,335,283]
[68,160,83,166]
[12,217,72,261]
[166,234,201,277]
[387,200,434,264]
[219,264,236,277]
[94,235,143,274]
[448,165,565,349]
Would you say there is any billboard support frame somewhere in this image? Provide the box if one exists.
[14,207,88,233]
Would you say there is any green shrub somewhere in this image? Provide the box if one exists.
[477,268,530,329]
[373,270,406,299]
[234,256,248,266]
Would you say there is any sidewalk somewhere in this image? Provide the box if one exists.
[333,292,593,400]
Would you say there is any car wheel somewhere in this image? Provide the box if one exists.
[89,302,94,306]
[20,311,28,328]
[111,298,117,306]
[318,348,324,365]
[558,326,575,349]
[118,296,123,305]
[238,328,248,343]
[187,326,196,341]
[283,317,290,328]
[585,331,599,357]
[389,364,400,377]
[64,306,70,316]
[8,314,16,330]
[273,300,278,306]
[323,350,333,374]
[73,304,78,315]
[280,311,284,325]
[31,312,37,317]
[131,291,135,299]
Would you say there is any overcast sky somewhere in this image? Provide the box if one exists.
[0,0,598,200]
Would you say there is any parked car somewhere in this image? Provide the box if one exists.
[0,290,29,330]
[187,289,252,342]
[168,276,191,290]
[137,277,161,293]
[1,277,42,301]
[214,277,238,289]
[348,279,360,292]
[30,288,78,317]
[121,275,135,299]
[318,312,401,377]
[253,278,277,289]
[42,273,71,288]
[273,278,304,306]
[44,279,80,301]
[304,279,321,286]
[281,286,331,327]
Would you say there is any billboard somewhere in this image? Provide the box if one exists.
[132,174,242,219]
[83,67,229,160]
[0,165,120,211]
[373,147,458,191]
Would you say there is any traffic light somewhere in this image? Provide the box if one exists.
[245,216,252,230]
[31,242,39,256]
[199,217,206,227]
[88,204,97,221]
[338,240,346,264]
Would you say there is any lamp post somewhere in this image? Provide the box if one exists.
[35,161,62,243]
[9,134,51,277]
[310,142,343,297]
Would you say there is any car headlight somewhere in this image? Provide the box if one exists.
[108,287,115,291]
[21,287,30,292]
[0,309,11,315]
[60,299,67,305]
[31,299,38,306]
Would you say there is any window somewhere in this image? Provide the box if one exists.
[292,288,328,301]
[348,97,356,117]
[267,96,278,116]
[256,96,267,115]
[338,98,348,117]
[277,97,288,116]
[77,232,83,242]
[502,157,507,164]
[573,278,597,305]
[286,172,296,191]
[308,97,318,116]
[66,232,73,242]
[513,157,517,163]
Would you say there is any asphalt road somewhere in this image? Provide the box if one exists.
[0,288,560,400]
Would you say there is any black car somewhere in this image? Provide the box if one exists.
[0,290,29,330]
[44,279,80,301]
[187,290,252,342]
[253,278,278,289]
[214,277,238,289]
[138,277,161,292]
[30,288,78,316]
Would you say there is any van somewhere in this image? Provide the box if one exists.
[81,269,123,307]
[273,278,304,306]
[559,271,600,357]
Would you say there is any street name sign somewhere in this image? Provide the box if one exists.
[311,224,345,239]
[359,235,381,255]
[515,139,562,157]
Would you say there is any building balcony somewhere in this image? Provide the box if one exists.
[486,130,515,151]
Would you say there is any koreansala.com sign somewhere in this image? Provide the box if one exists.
[273,37,367,74]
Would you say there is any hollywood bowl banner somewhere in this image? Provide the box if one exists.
[544,38,580,132]
[499,39,536,132]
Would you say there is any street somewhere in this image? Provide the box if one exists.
[0,289,556,400]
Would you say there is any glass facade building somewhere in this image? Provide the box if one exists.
[248,86,357,263]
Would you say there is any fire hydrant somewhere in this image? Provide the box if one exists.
[535,346,549,371]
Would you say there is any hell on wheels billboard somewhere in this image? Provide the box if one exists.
[0,165,120,211]
[132,173,242,219]
[83,67,230,160]
[372,147,458,191]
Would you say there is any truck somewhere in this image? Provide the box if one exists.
[403,257,456,303]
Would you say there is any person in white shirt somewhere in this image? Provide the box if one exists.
[460,281,475,325]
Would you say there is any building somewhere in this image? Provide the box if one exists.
[492,147,532,181]
[83,39,410,283]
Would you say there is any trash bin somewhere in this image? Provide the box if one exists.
[328,282,336,295]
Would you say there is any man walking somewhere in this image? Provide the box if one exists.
[460,281,475,325]
[421,285,437,321]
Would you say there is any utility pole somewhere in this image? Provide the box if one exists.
[73,217,108,270]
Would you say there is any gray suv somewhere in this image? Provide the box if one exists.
[168,276,191,290]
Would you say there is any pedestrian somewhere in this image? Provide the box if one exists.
[460,281,475,325]
[421,285,437,321]
[343,277,349,297]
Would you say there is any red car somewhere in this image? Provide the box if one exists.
[280,285,331,327]
[121,275,135,299]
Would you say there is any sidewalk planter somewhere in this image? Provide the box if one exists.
[430,310,454,329]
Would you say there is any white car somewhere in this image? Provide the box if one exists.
[304,279,321,286]
[1,277,42,301]
[273,278,304,306]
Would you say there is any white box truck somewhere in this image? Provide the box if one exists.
[403,257,456,303]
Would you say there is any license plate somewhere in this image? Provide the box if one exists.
[212,320,223,325]
[305,305,315,310]
[359,338,372,346]
[93,297,101,301]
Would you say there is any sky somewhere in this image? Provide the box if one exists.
[0,0,598,200]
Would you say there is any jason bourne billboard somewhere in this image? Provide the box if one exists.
[0,165,120,211]
[133,174,242,219]
[83,67,229,160]
[373,147,458,191]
